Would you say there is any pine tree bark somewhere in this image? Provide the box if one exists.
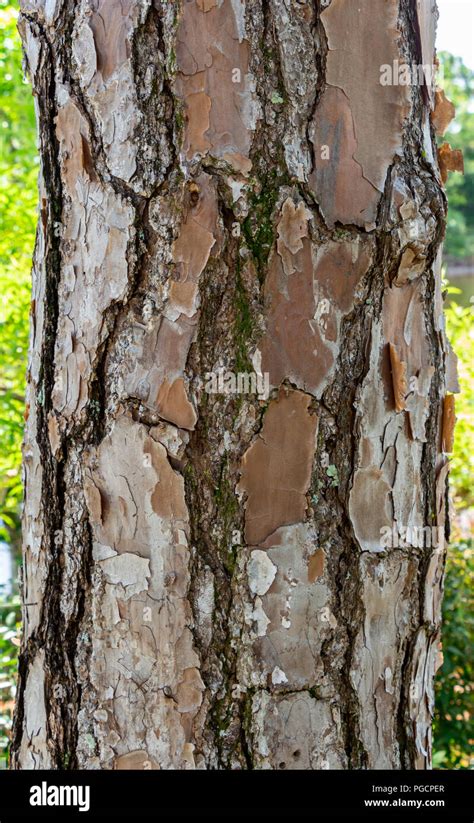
[13,0,456,770]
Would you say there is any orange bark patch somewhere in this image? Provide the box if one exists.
[89,0,133,82]
[175,0,254,171]
[168,281,199,316]
[431,89,455,136]
[389,343,407,412]
[183,91,212,160]
[237,389,318,546]
[307,549,324,583]
[441,394,456,453]
[156,378,197,432]
[383,284,424,365]
[438,143,464,184]
[310,0,411,228]
[260,238,328,396]
[149,441,189,521]
[260,234,372,397]
[310,86,379,229]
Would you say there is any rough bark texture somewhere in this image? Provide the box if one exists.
[13,0,458,770]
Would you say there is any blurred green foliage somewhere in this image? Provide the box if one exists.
[445,300,474,509]
[0,0,36,768]
[0,591,20,769]
[433,297,474,770]
[433,536,473,770]
[0,0,37,545]
[438,52,474,260]
[0,3,472,772]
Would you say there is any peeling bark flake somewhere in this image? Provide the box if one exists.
[175,0,257,173]
[310,0,411,227]
[431,89,456,136]
[441,394,456,453]
[438,143,464,184]
[260,228,373,398]
[349,467,392,553]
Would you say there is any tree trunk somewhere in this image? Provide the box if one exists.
[13,0,456,771]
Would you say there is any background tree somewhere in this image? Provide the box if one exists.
[1,0,468,770]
